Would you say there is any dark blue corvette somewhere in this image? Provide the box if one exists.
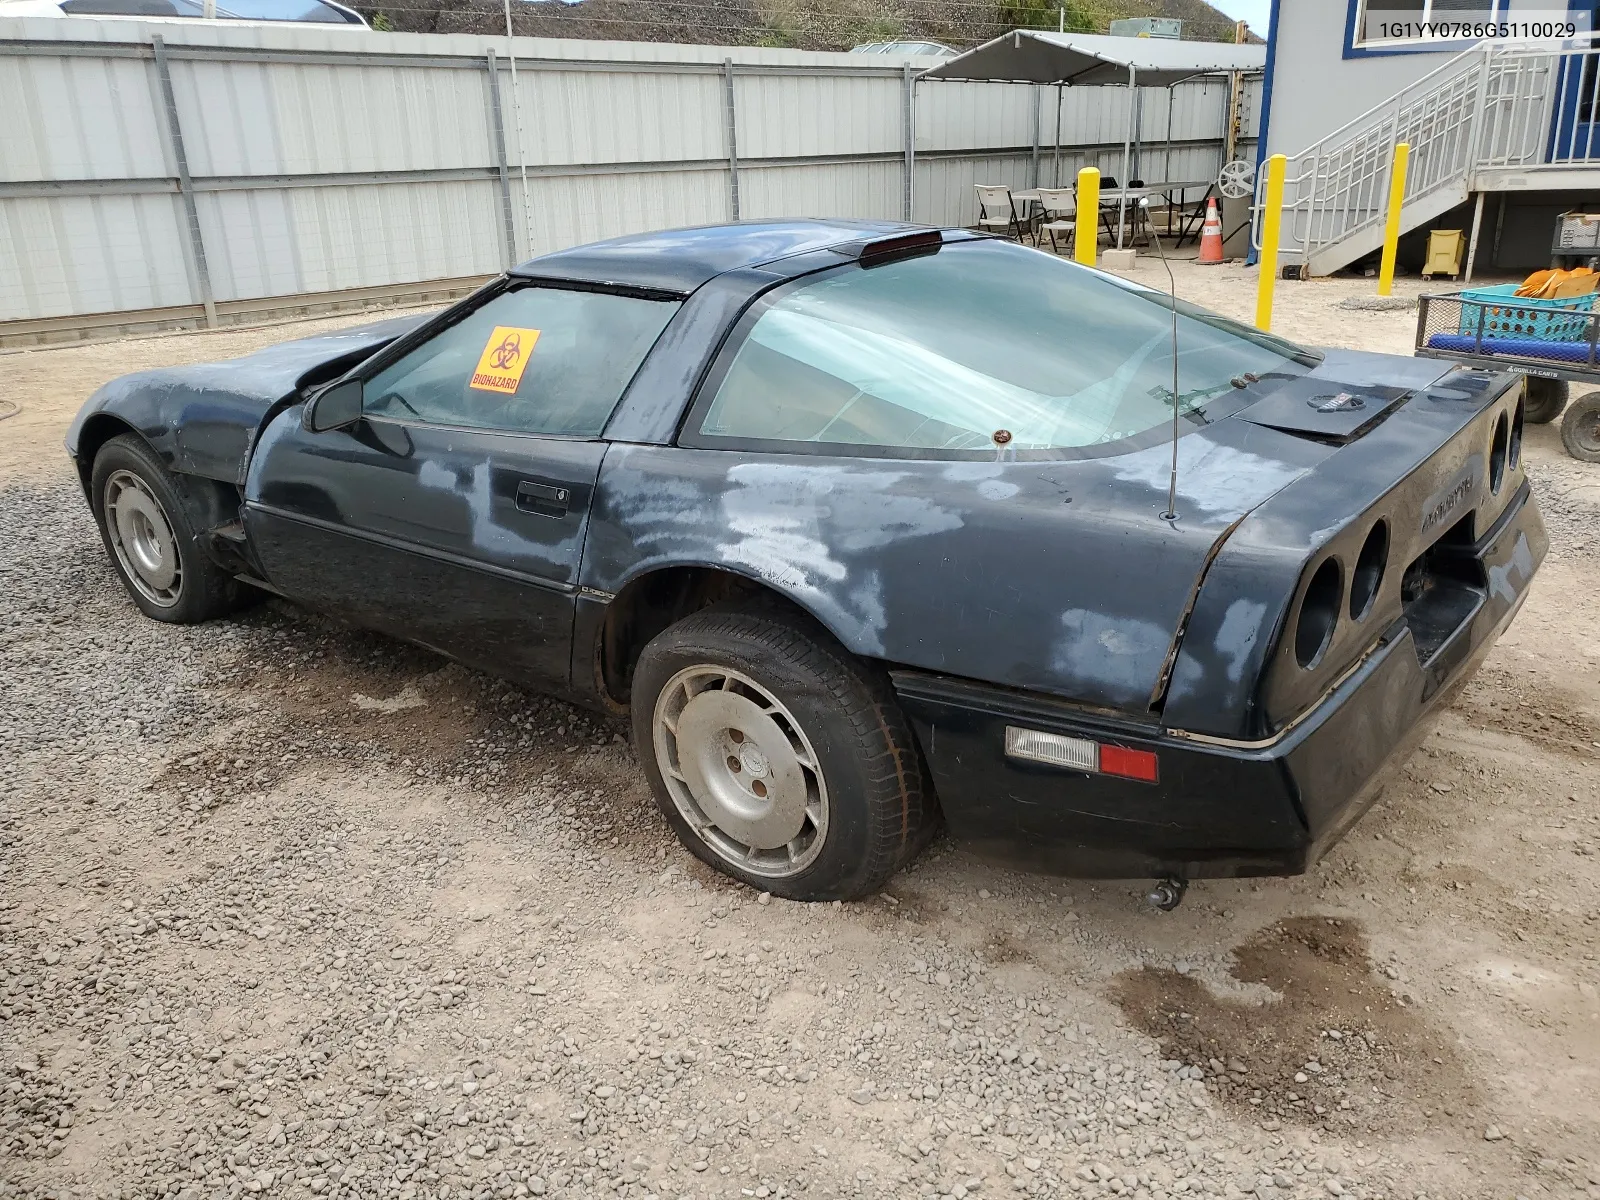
[67,220,1545,903]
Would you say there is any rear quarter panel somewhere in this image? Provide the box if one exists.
[1165,364,1529,740]
[583,430,1328,716]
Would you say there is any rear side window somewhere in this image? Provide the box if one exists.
[693,240,1315,455]
[362,286,678,437]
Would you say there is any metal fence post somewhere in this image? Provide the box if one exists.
[151,35,216,329]
[903,64,915,222]
[723,58,740,221]
[1030,83,1041,189]
[1053,84,1063,188]
[484,50,519,267]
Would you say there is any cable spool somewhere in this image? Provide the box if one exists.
[1218,159,1255,200]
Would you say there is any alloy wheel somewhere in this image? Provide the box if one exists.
[103,469,182,608]
[651,664,829,879]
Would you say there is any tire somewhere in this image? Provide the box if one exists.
[90,434,252,623]
[1524,376,1568,424]
[632,606,938,902]
[1560,391,1600,463]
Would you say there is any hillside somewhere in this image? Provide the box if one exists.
[365,0,1253,52]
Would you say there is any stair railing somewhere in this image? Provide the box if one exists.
[1253,34,1599,271]
[1254,42,1489,264]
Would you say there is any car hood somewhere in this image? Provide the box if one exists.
[66,312,430,483]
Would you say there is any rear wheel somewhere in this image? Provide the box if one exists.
[1560,391,1600,463]
[91,434,252,623]
[1524,376,1568,424]
[632,606,937,901]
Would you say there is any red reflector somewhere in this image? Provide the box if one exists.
[1099,744,1159,784]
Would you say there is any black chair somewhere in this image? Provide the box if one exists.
[1173,184,1218,249]
[1099,178,1138,242]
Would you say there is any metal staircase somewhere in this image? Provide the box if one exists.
[1265,39,1586,276]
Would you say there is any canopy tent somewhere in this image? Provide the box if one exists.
[919,30,1265,88]
[919,31,1267,247]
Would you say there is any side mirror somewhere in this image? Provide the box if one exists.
[304,378,363,433]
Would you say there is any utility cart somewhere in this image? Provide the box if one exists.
[1415,284,1600,463]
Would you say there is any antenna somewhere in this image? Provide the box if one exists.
[1141,196,1181,523]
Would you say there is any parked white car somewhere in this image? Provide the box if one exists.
[0,0,367,24]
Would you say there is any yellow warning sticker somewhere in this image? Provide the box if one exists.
[469,326,541,394]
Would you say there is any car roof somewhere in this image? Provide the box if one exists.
[508,219,933,294]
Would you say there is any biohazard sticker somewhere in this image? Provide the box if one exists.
[469,326,541,394]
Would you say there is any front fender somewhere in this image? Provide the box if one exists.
[66,381,183,481]
[66,376,273,487]
[64,312,432,487]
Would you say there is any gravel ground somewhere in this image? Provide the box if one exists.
[2,260,1598,1200]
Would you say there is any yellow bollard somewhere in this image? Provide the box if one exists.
[1255,153,1287,332]
[1377,142,1411,298]
[1075,167,1099,267]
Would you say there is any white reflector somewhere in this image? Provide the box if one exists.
[1004,726,1098,772]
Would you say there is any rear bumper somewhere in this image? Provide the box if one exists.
[892,481,1546,880]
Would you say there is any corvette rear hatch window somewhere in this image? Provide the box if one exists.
[699,240,1318,453]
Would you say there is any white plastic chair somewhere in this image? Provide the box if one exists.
[1035,188,1076,253]
[974,185,1027,242]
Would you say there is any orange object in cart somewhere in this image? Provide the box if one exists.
[1516,266,1598,299]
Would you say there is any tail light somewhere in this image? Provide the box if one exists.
[1510,391,1524,470]
[1294,558,1343,668]
[1489,411,1509,494]
[1349,520,1389,621]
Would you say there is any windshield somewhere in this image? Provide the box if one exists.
[698,239,1318,454]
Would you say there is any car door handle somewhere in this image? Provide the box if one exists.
[515,480,573,518]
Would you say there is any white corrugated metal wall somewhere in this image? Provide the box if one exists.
[0,16,1262,337]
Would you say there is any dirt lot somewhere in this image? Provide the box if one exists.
[2,256,1598,1200]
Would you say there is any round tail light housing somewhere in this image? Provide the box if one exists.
[1489,411,1509,494]
[1510,393,1524,471]
[1349,520,1389,621]
[1295,558,1343,669]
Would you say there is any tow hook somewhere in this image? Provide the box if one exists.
[1145,878,1188,911]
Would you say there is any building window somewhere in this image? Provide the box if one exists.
[1349,0,1509,51]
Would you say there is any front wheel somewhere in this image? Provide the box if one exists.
[1524,376,1568,424]
[1561,391,1600,463]
[632,607,937,901]
[90,434,253,623]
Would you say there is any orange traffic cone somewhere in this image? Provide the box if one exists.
[1197,198,1224,265]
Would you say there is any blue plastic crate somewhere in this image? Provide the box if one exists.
[1455,283,1596,343]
